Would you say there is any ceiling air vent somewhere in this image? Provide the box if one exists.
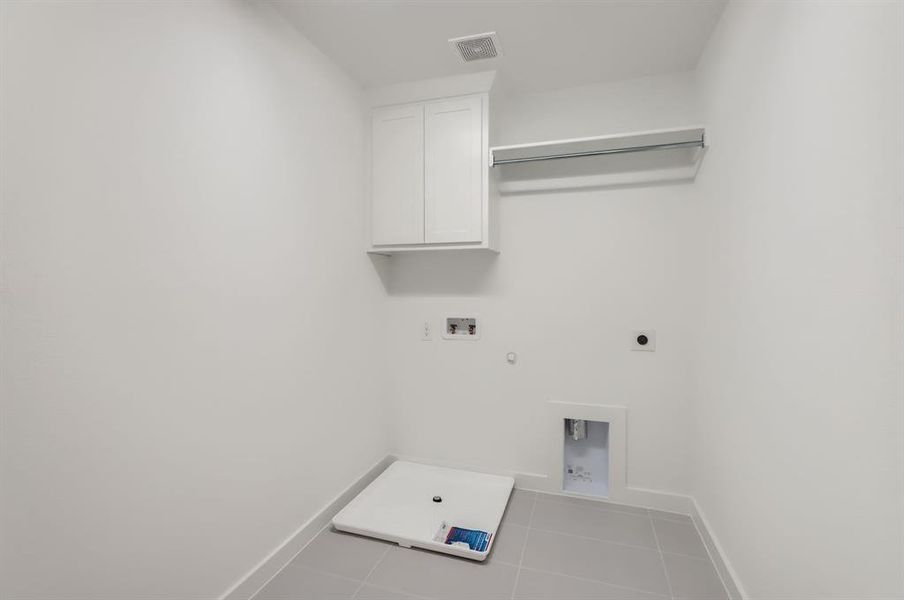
[449,32,502,63]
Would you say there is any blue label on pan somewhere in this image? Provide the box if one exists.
[444,526,492,552]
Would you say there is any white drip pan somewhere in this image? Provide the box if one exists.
[332,461,514,561]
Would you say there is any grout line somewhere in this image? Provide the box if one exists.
[649,511,695,524]
[689,517,733,600]
[524,498,714,558]
[273,521,713,600]
[517,565,671,599]
[509,491,538,600]
[660,549,720,562]
[491,558,521,567]
[353,571,438,600]
[532,491,653,517]
[293,564,364,585]
[515,521,721,570]
[527,524,662,553]
[350,545,392,599]
[354,582,434,600]
[534,496,654,521]
[526,491,539,529]
[246,523,333,600]
[650,517,676,600]
[256,504,717,600]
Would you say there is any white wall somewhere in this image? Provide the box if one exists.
[495,73,699,145]
[692,1,904,597]
[380,74,702,496]
[4,2,902,598]
[0,1,388,598]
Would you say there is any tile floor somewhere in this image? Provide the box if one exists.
[253,490,729,600]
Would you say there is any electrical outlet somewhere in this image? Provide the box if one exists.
[631,330,656,351]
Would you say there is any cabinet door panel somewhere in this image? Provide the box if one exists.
[371,104,424,245]
[424,96,483,244]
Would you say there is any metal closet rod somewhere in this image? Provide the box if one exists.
[492,137,705,166]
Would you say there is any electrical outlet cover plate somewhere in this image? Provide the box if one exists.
[631,330,656,351]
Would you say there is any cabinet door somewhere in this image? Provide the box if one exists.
[371,104,424,246]
[424,96,483,244]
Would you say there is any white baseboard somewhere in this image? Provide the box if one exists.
[219,454,395,600]
[690,498,747,600]
[393,452,693,513]
[614,485,696,514]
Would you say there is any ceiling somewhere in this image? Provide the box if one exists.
[271,0,727,93]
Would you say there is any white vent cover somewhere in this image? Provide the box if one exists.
[449,32,502,62]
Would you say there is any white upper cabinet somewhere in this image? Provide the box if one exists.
[424,96,483,244]
[369,93,494,254]
[371,104,425,246]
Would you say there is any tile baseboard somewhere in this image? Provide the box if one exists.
[219,454,395,600]
[690,498,747,600]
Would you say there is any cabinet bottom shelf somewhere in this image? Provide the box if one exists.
[367,243,499,256]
